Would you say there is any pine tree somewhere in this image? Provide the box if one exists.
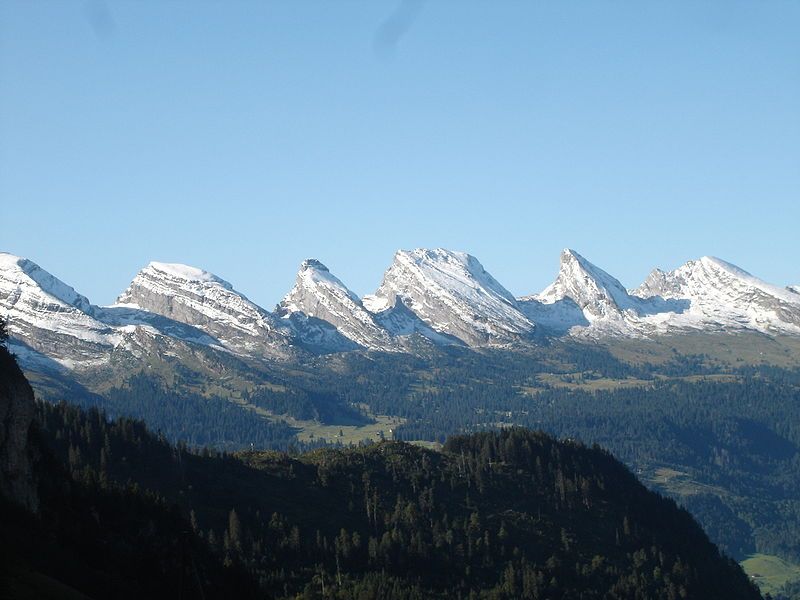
[227,508,243,553]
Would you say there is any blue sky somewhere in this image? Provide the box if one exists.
[1,1,798,307]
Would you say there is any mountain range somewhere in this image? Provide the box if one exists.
[5,247,800,582]
[2,248,800,373]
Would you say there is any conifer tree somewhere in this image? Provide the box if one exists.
[227,509,243,552]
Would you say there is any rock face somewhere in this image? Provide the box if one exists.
[519,249,636,335]
[533,249,636,321]
[369,297,463,346]
[0,253,121,369]
[369,249,535,346]
[0,346,38,511]
[633,256,800,334]
[519,250,800,338]
[0,254,226,373]
[278,259,394,350]
[116,261,298,359]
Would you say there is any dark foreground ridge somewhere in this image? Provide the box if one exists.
[0,346,760,599]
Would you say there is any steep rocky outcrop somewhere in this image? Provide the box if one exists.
[634,256,800,334]
[116,261,299,360]
[278,259,394,350]
[369,248,535,345]
[0,343,38,511]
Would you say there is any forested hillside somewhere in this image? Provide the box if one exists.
[1,353,761,599]
[32,339,800,568]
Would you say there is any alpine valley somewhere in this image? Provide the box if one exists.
[3,247,800,597]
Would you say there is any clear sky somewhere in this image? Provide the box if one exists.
[1,1,798,308]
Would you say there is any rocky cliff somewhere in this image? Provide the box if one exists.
[0,343,38,511]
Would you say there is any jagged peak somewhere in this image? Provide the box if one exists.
[557,249,625,285]
[279,258,392,349]
[391,248,490,279]
[282,258,363,315]
[0,252,24,268]
[537,249,632,316]
[300,258,330,273]
[560,247,581,261]
[115,260,278,339]
[0,252,93,314]
[635,256,800,305]
[374,247,533,345]
[288,258,358,301]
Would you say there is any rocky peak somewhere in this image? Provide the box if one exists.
[0,253,94,315]
[370,248,534,346]
[116,261,295,359]
[279,259,393,349]
[533,249,635,321]
[0,254,122,369]
[300,258,329,272]
[633,256,800,333]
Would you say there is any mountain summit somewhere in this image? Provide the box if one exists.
[278,259,393,350]
[633,256,800,334]
[0,253,119,369]
[116,261,296,359]
[532,249,636,321]
[369,248,535,346]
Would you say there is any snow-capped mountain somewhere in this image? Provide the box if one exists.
[3,248,800,379]
[633,256,800,335]
[278,259,394,350]
[535,249,635,319]
[788,285,800,295]
[0,254,220,371]
[518,250,800,337]
[116,261,298,359]
[367,249,535,346]
[518,249,641,335]
[0,253,121,369]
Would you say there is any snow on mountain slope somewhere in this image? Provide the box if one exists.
[367,296,464,346]
[520,251,800,337]
[0,253,122,369]
[517,296,590,334]
[516,249,698,338]
[0,254,231,372]
[521,249,638,329]
[633,257,800,334]
[788,285,800,295]
[116,261,298,359]
[516,250,696,338]
[5,249,800,371]
[370,249,535,346]
[277,259,394,350]
[94,304,219,347]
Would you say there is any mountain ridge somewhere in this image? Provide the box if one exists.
[2,248,800,373]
